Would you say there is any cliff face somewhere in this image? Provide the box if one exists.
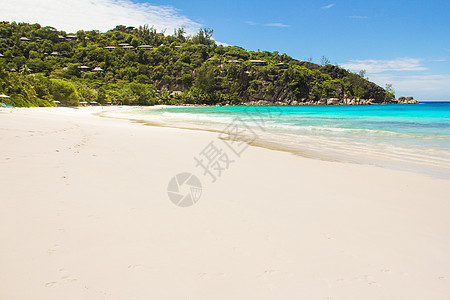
[208,62,418,106]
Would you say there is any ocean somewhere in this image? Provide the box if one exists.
[128,102,450,179]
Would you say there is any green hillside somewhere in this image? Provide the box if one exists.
[0,21,402,107]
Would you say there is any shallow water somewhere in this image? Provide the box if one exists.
[126,102,450,179]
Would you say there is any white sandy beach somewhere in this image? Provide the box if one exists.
[1,106,449,299]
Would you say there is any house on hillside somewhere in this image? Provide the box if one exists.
[19,37,30,42]
[122,46,134,51]
[66,35,77,41]
[93,67,104,72]
[276,62,289,69]
[78,66,90,73]
[249,60,267,66]
[104,46,116,50]
[58,35,65,41]
[137,45,153,51]
[117,43,130,48]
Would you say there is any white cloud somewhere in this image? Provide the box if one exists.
[341,57,450,100]
[215,41,231,47]
[429,58,447,62]
[349,15,368,19]
[0,0,201,34]
[322,3,335,9]
[341,58,428,73]
[246,21,290,28]
[369,73,450,100]
[265,23,291,28]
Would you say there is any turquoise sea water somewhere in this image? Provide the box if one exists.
[130,102,450,179]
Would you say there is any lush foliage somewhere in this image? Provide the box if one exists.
[0,21,392,107]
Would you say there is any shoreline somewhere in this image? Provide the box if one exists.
[1,107,449,299]
[100,105,450,180]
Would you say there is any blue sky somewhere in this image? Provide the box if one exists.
[1,0,449,100]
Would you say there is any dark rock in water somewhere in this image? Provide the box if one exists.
[397,96,419,104]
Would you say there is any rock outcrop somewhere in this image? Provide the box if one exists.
[219,62,419,106]
[154,55,418,107]
[243,96,418,106]
[397,96,419,104]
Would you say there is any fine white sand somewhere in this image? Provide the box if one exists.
[1,107,449,299]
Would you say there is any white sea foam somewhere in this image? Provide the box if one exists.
[125,105,450,179]
[161,112,235,124]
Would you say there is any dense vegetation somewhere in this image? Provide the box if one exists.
[0,21,394,107]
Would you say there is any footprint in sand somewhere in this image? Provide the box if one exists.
[325,234,336,240]
[198,272,225,277]
[46,277,78,287]
[45,282,58,287]
[127,264,142,269]
[47,244,60,254]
